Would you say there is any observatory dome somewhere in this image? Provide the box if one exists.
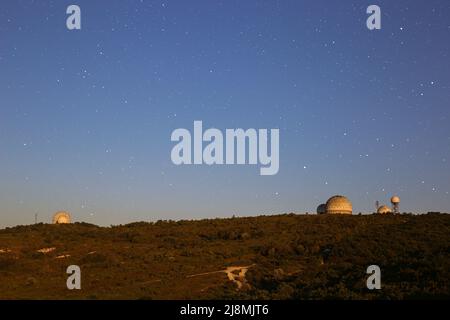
[316,203,326,215]
[377,205,392,214]
[53,211,71,224]
[391,196,400,204]
[325,195,352,215]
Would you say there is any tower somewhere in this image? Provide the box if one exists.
[390,196,400,214]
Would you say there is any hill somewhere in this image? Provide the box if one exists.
[0,213,449,299]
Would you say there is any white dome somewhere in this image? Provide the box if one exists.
[391,196,400,204]
[53,211,71,224]
[377,205,392,214]
[325,195,352,215]
[317,203,326,214]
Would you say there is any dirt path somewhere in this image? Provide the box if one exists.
[187,264,256,289]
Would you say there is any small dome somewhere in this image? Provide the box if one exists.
[316,203,326,214]
[377,205,392,214]
[325,195,352,215]
[53,211,71,224]
[391,196,400,204]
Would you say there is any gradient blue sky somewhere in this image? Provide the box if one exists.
[1,0,449,227]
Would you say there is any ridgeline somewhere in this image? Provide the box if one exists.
[0,213,449,299]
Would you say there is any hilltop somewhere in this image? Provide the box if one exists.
[0,213,449,299]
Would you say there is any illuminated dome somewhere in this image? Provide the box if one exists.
[53,211,71,224]
[316,203,326,215]
[325,195,352,215]
[377,205,392,214]
[390,196,400,204]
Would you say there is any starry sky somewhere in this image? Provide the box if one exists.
[1,0,449,227]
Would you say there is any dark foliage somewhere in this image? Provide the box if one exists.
[0,213,449,299]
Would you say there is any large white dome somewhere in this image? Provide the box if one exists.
[325,195,352,215]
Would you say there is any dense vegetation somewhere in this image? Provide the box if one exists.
[0,213,449,299]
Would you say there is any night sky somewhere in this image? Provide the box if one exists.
[1,0,449,227]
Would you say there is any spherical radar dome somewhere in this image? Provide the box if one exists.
[325,195,352,215]
[391,196,400,204]
[316,203,327,215]
[53,211,71,224]
[377,205,392,214]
